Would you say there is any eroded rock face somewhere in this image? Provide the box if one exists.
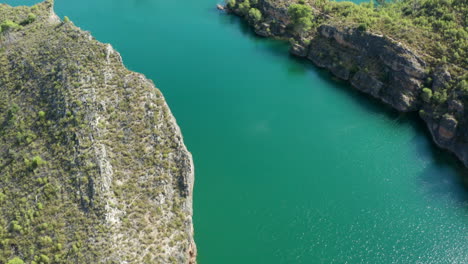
[423,113,468,167]
[254,22,272,37]
[350,71,384,97]
[438,115,458,141]
[290,42,308,57]
[432,66,452,91]
[449,99,464,114]
[310,25,426,112]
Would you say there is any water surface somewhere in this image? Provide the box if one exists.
[5,0,468,263]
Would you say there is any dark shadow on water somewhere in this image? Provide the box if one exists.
[220,13,468,201]
[293,55,468,205]
[410,117,468,205]
[294,54,468,205]
[218,14,291,54]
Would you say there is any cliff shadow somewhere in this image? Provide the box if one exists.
[411,117,468,205]
[220,11,468,202]
[217,13,293,57]
[292,55,468,204]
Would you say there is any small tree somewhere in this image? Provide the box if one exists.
[433,90,447,104]
[239,0,250,15]
[248,8,262,23]
[38,110,46,120]
[288,4,314,35]
[421,88,433,103]
[7,257,24,264]
[0,20,20,33]
[24,13,36,25]
[458,80,468,93]
[26,155,45,170]
[357,23,368,31]
[227,0,236,9]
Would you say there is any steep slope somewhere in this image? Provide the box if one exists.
[0,1,196,263]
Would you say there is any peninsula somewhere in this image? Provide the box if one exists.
[0,1,196,263]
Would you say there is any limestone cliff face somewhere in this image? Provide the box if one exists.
[226,0,468,168]
[0,1,195,263]
[307,25,427,112]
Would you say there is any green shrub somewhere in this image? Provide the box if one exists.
[248,8,262,23]
[227,0,236,9]
[7,257,24,264]
[1,20,20,33]
[63,16,70,23]
[39,254,50,264]
[458,80,468,93]
[10,221,22,233]
[0,191,5,202]
[288,4,314,34]
[239,0,250,15]
[357,23,368,31]
[421,88,433,103]
[40,236,53,247]
[433,90,447,104]
[38,110,46,120]
[31,156,45,169]
[21,13,36,25]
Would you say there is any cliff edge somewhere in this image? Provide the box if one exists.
[226,0,468,169]
[0,1,196,263]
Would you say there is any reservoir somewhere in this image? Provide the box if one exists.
[6,0,468,263]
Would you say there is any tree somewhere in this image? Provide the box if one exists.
[7,257,24,264]
[239,0,250,15]
[227,0,236,9]
[21,13,36,25]
[288,4,314,35]
[0,20,20,33]
[38,110,46,120]
[433,90,447,104]
[421,88,433,103]
[249,8,262,23]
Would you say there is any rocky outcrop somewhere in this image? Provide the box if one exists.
[226,0,468,169]
[423,113,468,167]
[0,1,196,263]
[308,25,427,112]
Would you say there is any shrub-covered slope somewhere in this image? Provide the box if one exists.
[0,1,196,263]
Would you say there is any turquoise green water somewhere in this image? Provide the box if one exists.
[5,0,468,263]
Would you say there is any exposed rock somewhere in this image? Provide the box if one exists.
[254,23,271,37]
[449,99,464,114]
[438,115,458,141]
[306,25,425,112]
[290,42,308,57]
[432,65,452,91]
[422,113,468,167]
[330,64,351,80]
[350,71,384,97]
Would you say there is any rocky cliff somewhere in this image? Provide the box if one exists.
[0,1,196,263]
[226,0,468,169]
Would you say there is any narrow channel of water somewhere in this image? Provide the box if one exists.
[5,0,468,263]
